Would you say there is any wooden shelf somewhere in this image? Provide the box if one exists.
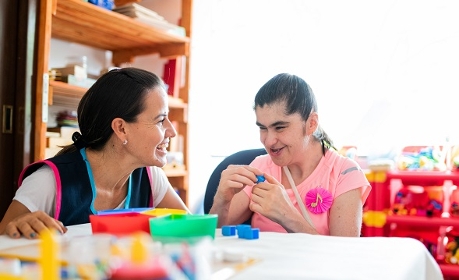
[50,80,86,100]
[53,0,190,63]
[50,80,187,119]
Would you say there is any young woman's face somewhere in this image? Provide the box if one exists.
[255,101,310,166]
[126,87,177,167]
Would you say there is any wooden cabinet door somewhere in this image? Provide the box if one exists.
[0,0,37,218]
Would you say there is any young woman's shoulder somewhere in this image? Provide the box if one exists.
[326,149,362,172]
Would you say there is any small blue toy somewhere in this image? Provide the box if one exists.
[236,224,251,237]
[236,224,259,240]
[221,224,259,240]
[222,225,237,236]
[256,175,265,184]
[241,228,259,240]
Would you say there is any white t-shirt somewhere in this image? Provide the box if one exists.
[14,165,170,217]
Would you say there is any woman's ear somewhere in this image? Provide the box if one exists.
[307,112,319,134]
[111,118,126,141]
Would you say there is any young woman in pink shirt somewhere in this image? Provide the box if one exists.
[209,73,371,236]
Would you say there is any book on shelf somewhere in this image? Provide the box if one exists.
[55,75,97,89]
[50,65,87,80]
[114,2,164,19]
[113,3,186,36]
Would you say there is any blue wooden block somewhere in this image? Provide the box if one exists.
[222,225,236,236]
[236,224,251,238]
[245,228,259,240]
[256,175,265,184]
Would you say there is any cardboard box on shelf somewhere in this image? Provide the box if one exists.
[59,74,97,89]
[47,137,71,148]
[47,127,80,142]
[50,65,87,79]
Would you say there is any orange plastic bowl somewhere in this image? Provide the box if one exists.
[89,212,153,235]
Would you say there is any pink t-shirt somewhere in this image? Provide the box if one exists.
[243,149,371,235]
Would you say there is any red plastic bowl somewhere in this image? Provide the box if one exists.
[89,212,153,235]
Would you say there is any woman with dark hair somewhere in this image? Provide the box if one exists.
[210,73,371,237]
[0,67,189,239]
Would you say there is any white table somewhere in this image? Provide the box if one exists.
[0,224,443,280]
[214,230,442,280]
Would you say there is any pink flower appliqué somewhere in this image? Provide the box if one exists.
[305,187,333,214]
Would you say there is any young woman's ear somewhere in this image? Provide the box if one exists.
[307,112,319,134]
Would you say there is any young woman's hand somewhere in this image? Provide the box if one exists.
[2,211,67,239]
[215,164,262,203]
[209,164,263,226]
[250,173,297,223]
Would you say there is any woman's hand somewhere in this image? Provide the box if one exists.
[250,173,297,224]
[2,211,67,239]
[209,164,262,226]
[214,164,261,203]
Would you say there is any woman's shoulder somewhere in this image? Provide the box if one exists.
[146,166,168,179]
[148,165,164,171]
[47,149,83,163]
[325,149,361,170]
[19,164,55,187]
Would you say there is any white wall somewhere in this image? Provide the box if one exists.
[187,0,459,213]
[49,1,459,214]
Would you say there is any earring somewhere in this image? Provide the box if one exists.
[123,140,128,145]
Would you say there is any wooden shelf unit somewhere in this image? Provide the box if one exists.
[34,0,192,205]
[50,80,188,122]
[51,0,189,64]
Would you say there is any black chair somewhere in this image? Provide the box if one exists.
[203,148,267,224]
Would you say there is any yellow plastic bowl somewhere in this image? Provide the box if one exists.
[142,208,187,217]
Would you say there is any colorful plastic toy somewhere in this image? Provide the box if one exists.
[450,189,459,217]
[242,228,259,240]
[149,213,218,242]
[40,229,60,280]
[235,224,259,240]
[89,212,152,235]
[391,186,443,217]
[222,225,237,236]
[444,229,459,265]
[90,208,189,236]
[256,175,265,184]
[108,233,170,279]
[396,146,446,171]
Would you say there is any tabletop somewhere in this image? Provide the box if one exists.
[0,224,443,280]
[213,230,443,280]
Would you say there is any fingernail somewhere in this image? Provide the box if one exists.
[30,232,36,238]
[12,233,18,238]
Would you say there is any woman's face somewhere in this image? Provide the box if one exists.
[125,87,177,167]
[255,101,310,166]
